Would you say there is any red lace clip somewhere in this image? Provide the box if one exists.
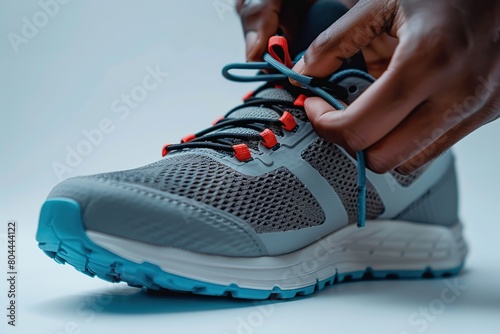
[293,94,307,107]
[260,129,278,149]
[242,90,254,101]
[279,111,297,131]
[212,116,224,126]
[162,144,172,157]
[180,133,196,143]
[233,144,252,161]
[268,36,293,68]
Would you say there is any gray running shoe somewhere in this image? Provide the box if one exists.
[36,3,467,299]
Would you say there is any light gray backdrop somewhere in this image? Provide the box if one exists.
[1,1,498,333]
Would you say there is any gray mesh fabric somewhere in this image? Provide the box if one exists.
[301,139,385,223]
[229,106,279,120]
[90,154,326,233]
[254,88,309,121]
[395,162,459,225]
[227,106,284,140]
[257,87,294,101]
[48,177,265,256]
[217,128,262,150]
[226,87,306,141]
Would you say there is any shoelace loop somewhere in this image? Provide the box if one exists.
[163,37,374,228]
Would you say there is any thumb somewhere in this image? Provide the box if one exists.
[292,0,398,78]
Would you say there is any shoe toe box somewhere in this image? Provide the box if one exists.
[48,176,266,257]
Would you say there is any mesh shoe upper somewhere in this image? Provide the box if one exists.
[301,139,385,224]
[88,154,326,234]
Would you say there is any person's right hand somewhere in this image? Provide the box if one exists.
[292,0,500,175]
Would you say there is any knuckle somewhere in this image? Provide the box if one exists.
[312,30,339,52]
[341,128,370,152]
[306,31,342,61]
[310,119,344,144]
[366,152,395,174]
[410,26,469,70]
[311,121,337,142]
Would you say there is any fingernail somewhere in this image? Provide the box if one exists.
[245,31,258,61]
[303,98,311,114]
[290,57,305,86]
[292,57,305,74]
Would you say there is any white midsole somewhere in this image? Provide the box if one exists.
[87,220,468,290]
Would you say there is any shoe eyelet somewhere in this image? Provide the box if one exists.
[162,144,172,157]
[260,129,279,149]
[180,134,196,143]
[279,111,298,132]
[348,85,358,94]
[232,144,252,162]
[293,94,307,107]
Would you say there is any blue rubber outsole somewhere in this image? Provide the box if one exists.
[36,198,464,300]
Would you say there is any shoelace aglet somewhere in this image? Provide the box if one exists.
[356,151,367,228]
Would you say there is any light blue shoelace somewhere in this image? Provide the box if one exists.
[223,54,375,228]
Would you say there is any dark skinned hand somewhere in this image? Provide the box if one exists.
[292,0,500,174]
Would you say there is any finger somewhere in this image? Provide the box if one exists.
[303,58,434,152]
[307,92,498,176]
[361,33,398,78]
[396,56,500,174]
[304,23,468,153]
[304,96,349,147]
[292,0,399,78]
[363,69,500,173]
[395,94,500,174]
[237,0,282,61]
[363,96,466,173]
